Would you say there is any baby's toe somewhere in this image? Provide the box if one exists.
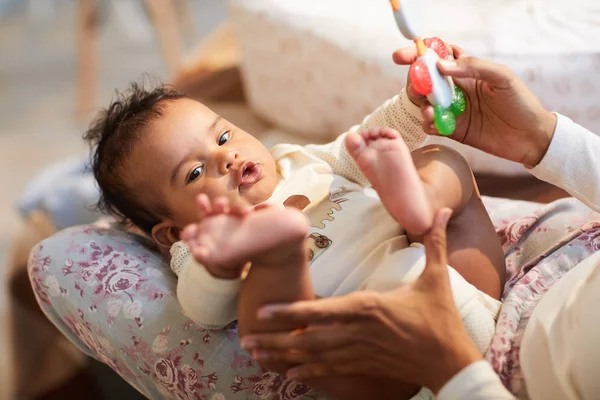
[191,245,210,263]
[345,132,367,157]
[196,194,212,215]
[213,197,231,214]
[380,127,401,139]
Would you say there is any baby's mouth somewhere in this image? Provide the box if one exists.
[239,162,262,188]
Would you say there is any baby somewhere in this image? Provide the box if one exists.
[86,82,505,399]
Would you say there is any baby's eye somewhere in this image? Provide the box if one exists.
[218,131,230,146]
[187,165,204,183]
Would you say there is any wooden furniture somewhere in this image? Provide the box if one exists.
[75,0,188,119]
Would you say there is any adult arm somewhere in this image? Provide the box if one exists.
[528,114,600,212]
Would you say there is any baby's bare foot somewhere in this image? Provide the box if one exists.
[345,128,433,235]
[182,197,309,275]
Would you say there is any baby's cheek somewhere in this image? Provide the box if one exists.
[169,195,204,227]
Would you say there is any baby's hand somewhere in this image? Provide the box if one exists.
[181,194,253,280]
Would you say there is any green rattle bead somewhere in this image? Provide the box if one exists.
[448,86,466,116]
[433,87,465,136]
[433,105,456,136]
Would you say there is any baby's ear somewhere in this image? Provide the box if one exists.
[151,221,181,258]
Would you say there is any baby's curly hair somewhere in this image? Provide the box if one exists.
[84,81,186,234]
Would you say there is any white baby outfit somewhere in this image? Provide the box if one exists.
[170,89,501,360]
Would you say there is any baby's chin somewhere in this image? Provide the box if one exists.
[243,181,277,206]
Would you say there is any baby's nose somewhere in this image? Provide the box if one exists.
[218,150,239,174]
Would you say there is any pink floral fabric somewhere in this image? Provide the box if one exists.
[482,197,600,399]
[28,223,321,400]
[28,196,600,399]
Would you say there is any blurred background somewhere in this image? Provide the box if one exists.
[0,1,227,398]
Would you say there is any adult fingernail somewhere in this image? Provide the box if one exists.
[440,208,453,226]
[438,59,457,70]
[257,307,275,320]
[287,369,300,380]
[252,350,269,360]
[240,337,257,350]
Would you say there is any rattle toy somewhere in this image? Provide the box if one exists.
[389,0,466,136]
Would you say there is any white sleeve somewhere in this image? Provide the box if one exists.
[353,87,427,151]
[170,242,241,329]
[529,113,600,213]
[437,361,515,400]
[519,257,600,400]
[302,88,428,186]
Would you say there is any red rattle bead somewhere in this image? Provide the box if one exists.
[424,37,451,59]
[408,60,432,96]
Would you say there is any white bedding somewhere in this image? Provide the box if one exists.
[229,0,600,176]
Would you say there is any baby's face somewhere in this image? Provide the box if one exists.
[126,98,278,228]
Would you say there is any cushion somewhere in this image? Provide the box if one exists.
[228,0,600,175]
[28,220,327,399]
[16,154,103,230]
[28,196,600,398]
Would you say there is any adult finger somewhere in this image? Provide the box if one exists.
[421,121,438,136]
[392,46,418,65]
[437,57,513,89]
[256,291,382,324]
[253,343,365,366]
[420,103,434,124]
[407,82,427,107]
[418,208,452,286]
[394,40,461,65]
[242,324,362,352]
[252,348,310,365]
[286,360,372,381]
[450,44,467,59]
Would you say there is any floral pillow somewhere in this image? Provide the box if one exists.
[29,222,324,399]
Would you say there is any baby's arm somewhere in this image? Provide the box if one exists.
[280,89,427,187]
[170,243,240,329]
[355,88,427,151]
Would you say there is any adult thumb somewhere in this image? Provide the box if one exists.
[437,56,513,88]
[419,208,453,287]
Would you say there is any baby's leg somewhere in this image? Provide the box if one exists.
[345,128,433,235]
[347,130,505,298]
[183,200,314,338]
[186,199,420,399]
[409,144,506,299]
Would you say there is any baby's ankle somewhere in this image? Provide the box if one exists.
[250,239,308,270]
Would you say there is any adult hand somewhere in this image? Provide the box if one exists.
[240,208,482,393]
[396,42,557,167]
